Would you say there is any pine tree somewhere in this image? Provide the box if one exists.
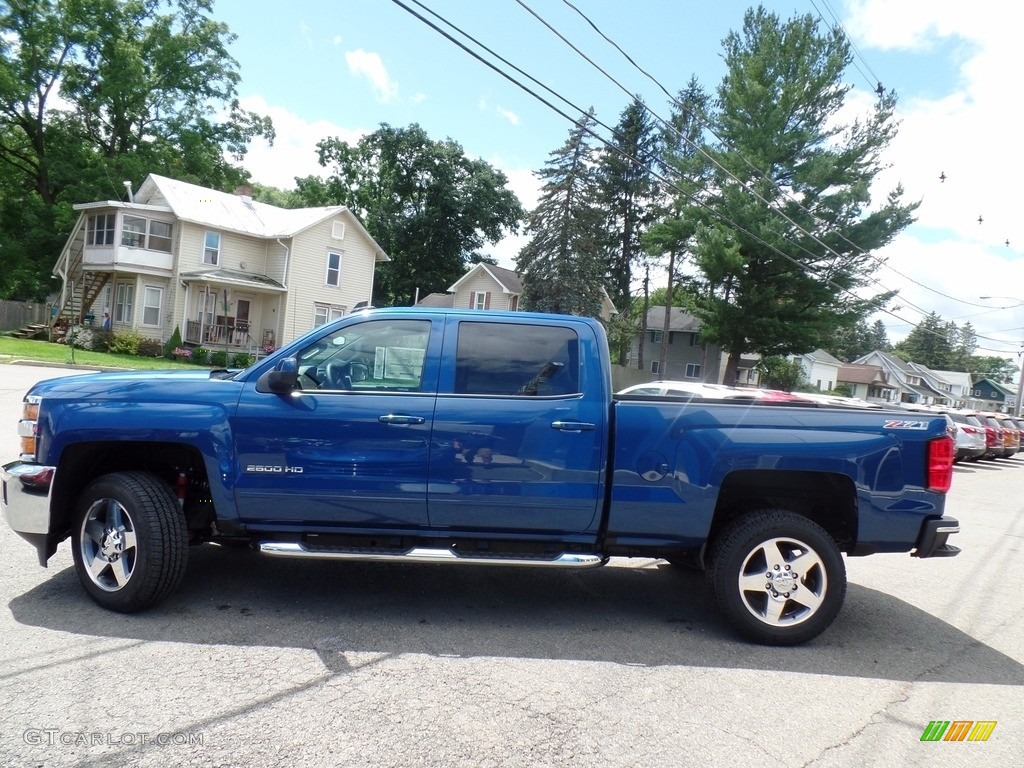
[667,8,916,381]
[516,110,607,318]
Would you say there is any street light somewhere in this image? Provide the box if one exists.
[979,296,1024,417]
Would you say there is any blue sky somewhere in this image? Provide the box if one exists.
[214,0,1024,357]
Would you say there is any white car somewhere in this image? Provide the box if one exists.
[616,381,813,403]
[616,381,739,399]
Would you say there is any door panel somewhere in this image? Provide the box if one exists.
[232,318,438,528]
[427,320,604,534]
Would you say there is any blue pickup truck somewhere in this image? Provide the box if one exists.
[2,309,959,644]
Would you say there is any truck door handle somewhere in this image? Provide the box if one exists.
[378,414,425,425]
[551,420,595,432]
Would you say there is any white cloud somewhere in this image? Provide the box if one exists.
[845,1,1024,352]
[410,92,427,104]
[497,107,520,126]
[345,49,398,103]
[482,164,539,269]
[235,95,367,189]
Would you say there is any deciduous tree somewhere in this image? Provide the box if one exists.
[0,0,272,299]
[295,123,523,307]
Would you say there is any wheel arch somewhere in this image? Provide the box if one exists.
[49,441,214,547]
[708,469,858,555]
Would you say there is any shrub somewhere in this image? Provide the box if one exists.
[65,327,94,351]
[138,339,164,357]
[173,346,192,361]
[230,352,255,368]
[90,329,113,352]
[190,347,209,365]
[208,350,228,368]
[164,326,183,359]
[109,328,143,356]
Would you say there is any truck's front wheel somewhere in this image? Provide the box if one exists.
[71,472,188,612]
[707,510,846,645]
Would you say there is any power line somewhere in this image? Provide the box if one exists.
[552,0,1009,334]
[390,0,1015,355]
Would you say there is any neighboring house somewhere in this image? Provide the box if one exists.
[416,262,618,320]
[629,306,724,383]
[853,351,950,405]
[929,369,974,409]
[52,173,388,353]
[416,263,522,311]
[966,376,1014,413]
[790,349,844,392]
[837,363,896,403]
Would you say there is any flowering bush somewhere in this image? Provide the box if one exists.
[173,347,192,359]
[262,343,276,355]
[65,327,94,350]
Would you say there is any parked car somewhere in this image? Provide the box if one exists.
[616,381,736,399]
[975,412,1008,458]
[617,382,815,404]
[793,392,883,409]
[946,411,987,462]
[992,413,1021,457]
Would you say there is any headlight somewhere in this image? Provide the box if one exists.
[18,395,42,462]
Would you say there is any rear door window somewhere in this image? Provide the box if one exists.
[453,322,580,396]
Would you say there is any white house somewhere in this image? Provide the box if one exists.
[417,262,617,320]
[853,351,951,405]
[52,174,388,352]
[790,349,844,392]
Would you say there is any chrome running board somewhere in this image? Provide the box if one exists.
[259,542,605,569]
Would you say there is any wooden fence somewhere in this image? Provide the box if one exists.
[0,299,49,333]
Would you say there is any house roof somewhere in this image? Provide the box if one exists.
[645,306,702,333]
[78,174,388,261]
[802,349,844,366]
[415,292,455,308]
[930,370,973,392]
[448,262,524,294]
[838,363,894,387]
[179,267,286,292]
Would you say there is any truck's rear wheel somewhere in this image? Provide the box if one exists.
[707,510,846,645]
[71,472,187,612]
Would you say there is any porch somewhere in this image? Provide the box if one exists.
[184,318,255,348]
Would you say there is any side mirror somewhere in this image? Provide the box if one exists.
[257,356,298,393]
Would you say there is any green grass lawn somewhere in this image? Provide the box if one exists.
[0,336,203,370]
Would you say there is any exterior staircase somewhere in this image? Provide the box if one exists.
[8,323,49,340]
[50,241,111,333]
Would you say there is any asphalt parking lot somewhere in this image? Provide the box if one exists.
[1,363,1021,767]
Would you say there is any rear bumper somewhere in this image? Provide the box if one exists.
[913,515,960,558]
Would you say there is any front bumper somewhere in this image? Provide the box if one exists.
[913,515,961,558]
[2,461,56,564]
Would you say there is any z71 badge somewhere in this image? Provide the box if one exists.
[883,419,929,430]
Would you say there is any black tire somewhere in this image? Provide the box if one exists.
[706,509,846,645]
[71,471,188,612]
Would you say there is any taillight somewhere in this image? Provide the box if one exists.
[928,436,954,492]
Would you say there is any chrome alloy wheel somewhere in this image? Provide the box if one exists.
[737,536,827,626]
[78,498,139,592]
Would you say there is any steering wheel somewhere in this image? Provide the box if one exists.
[326,362,352,390]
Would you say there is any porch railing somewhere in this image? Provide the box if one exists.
[185,319,252,348]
